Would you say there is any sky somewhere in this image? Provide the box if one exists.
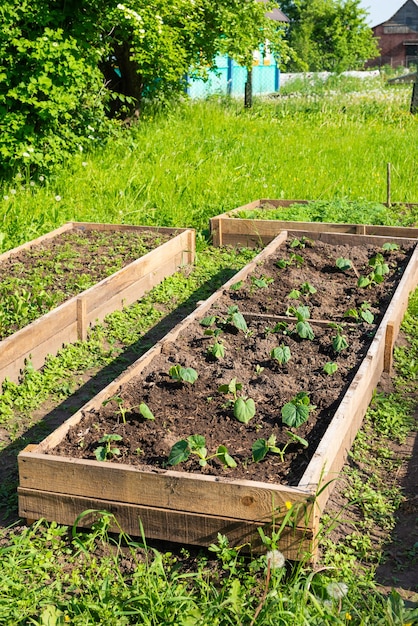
[357,0,406,27]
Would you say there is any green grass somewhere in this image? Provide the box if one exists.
[0,75,417,624]
[1,75,417,252]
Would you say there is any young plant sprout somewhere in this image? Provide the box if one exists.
[358,253,389,288]
[218,378,256,424]
[335,257,359,278]
[286,305,315,340]
[168,435,237,469]
[290,236,313,249]
[138,403,155,420]
[251,275,274,290]
[270,344,291,365]
[276,252,304,269]
[102,395,129,424]
[382,242,400,252]
[252,432,308,463]
[95,434,122,461]
[206,340,225,360]
[344,302,374,324]
[169,364,198,384]
[281,392,316,428]
[200,306,248,335]
[329,323,349,353]
[323,362,338,375]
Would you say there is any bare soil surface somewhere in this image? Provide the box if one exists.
[51,238,416,485]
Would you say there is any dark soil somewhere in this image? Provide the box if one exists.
[0,228,173,339]
[51,237,416,486]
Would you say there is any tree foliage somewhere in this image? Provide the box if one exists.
[280,0,379,72]
[0,0,287,178]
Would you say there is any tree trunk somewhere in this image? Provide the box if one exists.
[410,72,418,114]
[100,41,143,120]
[245,68,253,108]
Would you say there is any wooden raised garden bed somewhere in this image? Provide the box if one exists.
[0,223,195,385]
[18,228,418,561]
[210,199,418,247]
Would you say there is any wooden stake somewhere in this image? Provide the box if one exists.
[384,321,395,373]
[387,163,391,208]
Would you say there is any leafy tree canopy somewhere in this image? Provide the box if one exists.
[279,0,379,72]
[0,0,288,178]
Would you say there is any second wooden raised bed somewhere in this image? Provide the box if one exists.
[0,223,195,385]
[18,228,418,561]
[210,199,418,247]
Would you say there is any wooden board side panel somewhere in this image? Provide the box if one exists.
[211,218,418,248]
[18,452,313,523]
[18,488,315,560]
[0,303,78,382]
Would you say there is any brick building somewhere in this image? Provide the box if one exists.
[369,0,418,68]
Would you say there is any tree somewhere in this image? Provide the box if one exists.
[0,1,288,178]
[279,0,379,72]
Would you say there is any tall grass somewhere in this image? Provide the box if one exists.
[0,75,417,251]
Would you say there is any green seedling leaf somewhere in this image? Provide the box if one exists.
[288,289,301,299]
[234,397,256,424]
[382,242,399,252]
[139,402,154,420]
[216,445,237,468]
[94,446,107,462]
[200,315,216,327]
[286,431,309,448]
[270,344,291,365]
[98,434,122,444]
[252,438,269,462]
[332,333,349,353]
[300,281,317,295]
[323,361,338,375]
[229,280,243,291]
[336,257,352,271]
[207,341,225,360]
[344,308,359,321]
[218,378,243,396]
[168,440,190,465]
[276,258,290,269]
[360,308,374,324]
[368,253,389,276]
[251,275,273,289]
[281,392,315,428]
[227,305,248,333]
[187,434,206,453]
[296,320,315,340]
[169,365,198,384]
[281,402,310,428]
[357,275,371,288]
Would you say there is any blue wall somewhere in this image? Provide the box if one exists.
[187,53,280,99]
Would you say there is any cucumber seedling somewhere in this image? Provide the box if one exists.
[281,392,316,428]
[168,435,237,469]
[270,344,291,366]
[287,305,315,340]
[218,378,256,424]
[329,322,349,353]
[344,302,374,324]
[252,432,308,463]
[95,434,123,461]
[169,364,198,384]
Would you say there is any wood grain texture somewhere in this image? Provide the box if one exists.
[18,488,315,560]
[209,199,418,247]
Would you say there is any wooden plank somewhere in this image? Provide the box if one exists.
[210,199,418,248]
[384,322,395,374]
[17,488,315,560]
[18,451,313,523]
[77,297,87,342]
[0,302,78,380]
